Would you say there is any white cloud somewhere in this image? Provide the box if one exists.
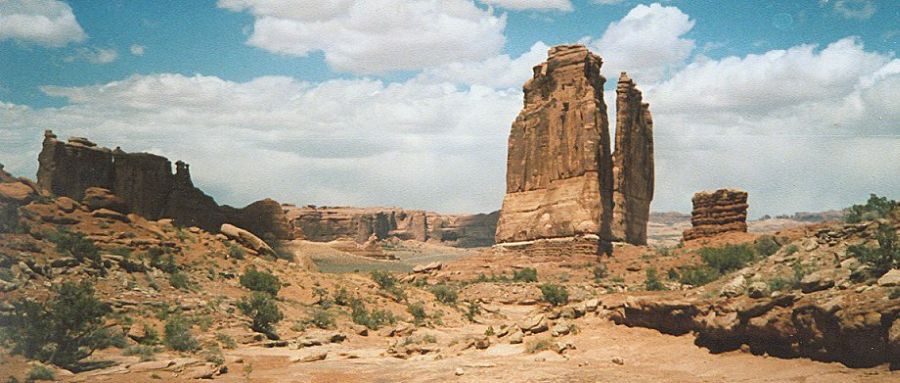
[590,2,695,83]
[217,0,507,74]
[63,47,118,64]
[129,44,145,56]
[0,0,86,47]
[479,0,572,11]
[417,41,550,88]
[593,0,625,4]
[833,0,876,20]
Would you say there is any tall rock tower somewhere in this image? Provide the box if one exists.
[494,45,614,255]
[611,72,654,245]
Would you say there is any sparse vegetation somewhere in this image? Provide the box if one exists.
[164,315,199,352]
[305,307,335,329]
[350,298,397,330]
[48,229,103,270]
[464,300,481,322]
[407,302,427,325]
[123,345,157,361]
[147,248,178,274]
[848,225,898,278]
[429,284,458,305]
[699,244,756,274]
[672,265,719,287]
[783,244,799,256]
[540,283,569,306]
[754,235,781,257]
[593,263,608,282]
[237,292,283,337]
[525,338,552,353]
[370,270,405,300]
[25,365,55,382]
[228,244,245,260]
[169,271,192,290]
[334,286,352,306]
[644,268,666,291]
[844,194,897,223]
[0,281,115,370]
[239,266,281,296]
[513,267,538,282]
[216,333,237,349]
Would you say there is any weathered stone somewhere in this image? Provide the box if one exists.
[222,198,292,240]
[877,269,900,287]
[519,314,548,334]
[92,208,129,222]
[220,223,274,256]
[720,275,747,298]
[81,187,128,213]
[683,189,749,241]
[747,281,770,299]
[54,196,78,213]
[495,45,614,255]
[413,261,442,273]
[800,270,835,293]
[611,72,654,245]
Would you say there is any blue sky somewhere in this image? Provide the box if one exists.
[0,0,898,216]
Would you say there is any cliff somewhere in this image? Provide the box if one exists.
[683,189,749,241]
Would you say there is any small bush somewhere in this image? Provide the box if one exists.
[202,346,224,366]
[845,194,897,223]
[109,246,132,258]
[464,300,481,322]
[350,299,397,330]
[429,284,458,305]
[123,345,157,361]
[848,225,898,278]
[370,270,397,289]
[237,292,283,337]
[334,287,352,306]
[169,272,192,290]
[305,307,335,329]
[644,268,666,291]
[25,365,55,382]
[513,267,538,282]
[407,302,427,325]
[239,266,281,296]
[0,281,114,369]
[783,244,799,256]
[49,229,103,269]
[228,244,245,260]
[164,315,198,352]
[148,248,178,274]
[699,244,756,274]
[674,265,720,286]
[754,235,781,257]
[539,284,569,306]
[216,333,237,349]
[593,264,608,282]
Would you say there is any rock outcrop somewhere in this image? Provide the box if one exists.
[0,164,37,232]
[611,72,654,245]
[495,45,655,252]
[683,189,749,241]
[284,205,497,248]
[222,198,294,241]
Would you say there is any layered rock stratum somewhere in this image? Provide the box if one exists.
[611,72,654,245]
[683,189,749,241]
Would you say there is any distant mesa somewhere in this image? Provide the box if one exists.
[494,44,654,256]
[682,188,749,241]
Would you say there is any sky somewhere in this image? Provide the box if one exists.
[0,0,897,217]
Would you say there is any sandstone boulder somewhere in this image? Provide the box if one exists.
[220,223,274,256]
[876,269,900,287]
[82,187,128,213]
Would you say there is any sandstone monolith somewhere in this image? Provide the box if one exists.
[683,189,749,241]
[611,72,654,245]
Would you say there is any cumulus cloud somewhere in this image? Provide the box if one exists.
[129,44,145,56]
[1,74,520,212]
[479,0,573,11]
[417,41,550,88]
[590,3,695,83]
[0,0,87,47]
[832,0,876,20]
[63,47,118,64]
[217,0,507,74]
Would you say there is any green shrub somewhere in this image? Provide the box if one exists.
[783,244,799,256]
[25,365,55,382]
[539,284,568,306]
[845,194,897,223]
[513,267,538,282]
[407,302,427,325]
[644,268,666,291]
[109,246,132,258]
[464,300,481,322]
[370,270,397,289]
[754,235,781,257]
[164,315,198,352]
[334,287,352,306]
[239,266,281,295]
[147,248,178,274]
[429,284,458,305]
[699,244,756,274]
[216,333,237,349]
[0,281,114,369]
[848,225,898,278]
[169,272,192,290]
[237,292,283,337]
[674,265,720,286]
[49,229,103,269]
[350,299,397,330]
[593,264,608,282]
[123,345,157,361]
[305,307,335,329]
[228,244,245,260]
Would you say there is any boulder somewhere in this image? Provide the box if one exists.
[876,269,900,287]
[220,223,274,256]
[82,187,128,213]
[519,314,548,334]
[800,270,835,293]
[720,275,746,298]
[747,281,770,299]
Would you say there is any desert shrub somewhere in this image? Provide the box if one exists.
[407,302,427,325]
[239,266,281,296]
[237,292,283,337]
[169,272,192,290]
[109,246,132,258]
[305,307,335,329]
[770,262,811,291]
[370,270,405,300]
[754,235,781,257]
[25,365,55,382]
[644,268,666,291]
[513,267,538,282]
[0,281,115,369]
[674,265,720,286]
[334,287,352,306]
[49,229,103,269]
[350,299,397,330]
[228,244,245,260]
[202,346,224,366]
[216,333,237,349]
[845,194,897,223]
[484,326,495,336]
[848,225,898,278]
[312,286,332,308]
[593,264,608,282]
[783,244,799,256]
[539,284,569,306]
[699,244,756,274]
[163,315,198,352]
[139,325,159,345]
[123,345,157,361]
[464,300,481,322]
[429,284,458,305]
[147,248,178,274]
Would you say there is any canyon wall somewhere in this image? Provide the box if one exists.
[683,189,749,241]
[494,45,614,254]
[611,72,654,245]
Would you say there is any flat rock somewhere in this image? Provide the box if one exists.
[877,269,900,287]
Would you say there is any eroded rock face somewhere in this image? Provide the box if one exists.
[223,198,293,241]
[611,72,654,245]
[495,45,614,253]
[0,164,37,232]
[683,189,749,241]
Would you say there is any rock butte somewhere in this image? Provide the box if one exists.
[683,188,749,241]
[495,44,654,255]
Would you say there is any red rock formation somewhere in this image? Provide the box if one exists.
[37,131,114,201]
[494,45,614,254]
[222,198,293,241]
[611,72,654,245]
[683,189,749,241]
[0,164,37,232]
